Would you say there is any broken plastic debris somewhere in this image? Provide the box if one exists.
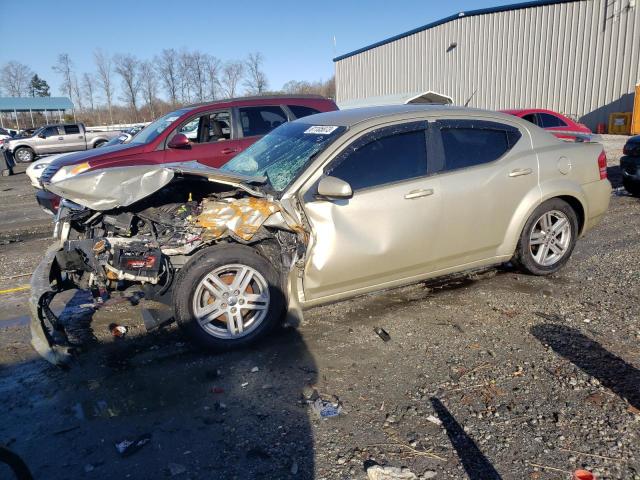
[366,465,417,480]
[109,323,128,338]
[311,397,342,418]
[426,414,442,426]
[573,470,596,480]
[114,433,151,457]
[374,327,391,342]
[251,366,259,373]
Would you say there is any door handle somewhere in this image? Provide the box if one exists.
[57,136,63,140]
[221,148,238,155]
[509,168,533,177]
[78,136,84,139]
[404,188,434,199]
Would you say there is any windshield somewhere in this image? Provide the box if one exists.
[129,108,193,145]
[222,122,346,192]
[103,133,130,147]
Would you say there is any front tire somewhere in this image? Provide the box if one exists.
[14,147,34,163]
[173,244,285,351]
[94,140,107,148]
[513,198,578,275]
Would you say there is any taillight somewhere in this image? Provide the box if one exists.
[598,150,607,180]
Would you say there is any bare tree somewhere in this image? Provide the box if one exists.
[82,72,100,124]
[204,55,221,100]
[177,49,193,104]
[189,51,208,103]
[72,75,84,111]
[94,50,114,125]
[221,61,244,98]
[139,61,158,118]
[52,53,74,101]
[114,54,141,119]
[0,61,33,96]
[244,52,268,95]
[156,49,179,105]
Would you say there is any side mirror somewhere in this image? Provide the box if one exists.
[38,133,46,139]
[168,133,190,149]
[317,176,353,200]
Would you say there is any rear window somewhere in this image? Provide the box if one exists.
[64,125,80,134]
[538,113,567,128]
[437,120,521,171]
[239,106,287,137]
[288,105,321,119]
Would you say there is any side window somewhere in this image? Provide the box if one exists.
[288,105,321,119]
[239,106,287,137]
[538,113,567,128]
[64,124,80,135]
[522,113,539,126]
[437,120,521,171]
[178,110,231,143]
[43,126,60,137]
[328,123,428,191]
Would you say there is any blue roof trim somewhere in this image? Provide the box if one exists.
[333,0,579,62]
[0,96,74,111]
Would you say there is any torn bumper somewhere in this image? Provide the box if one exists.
[29,244,74,367]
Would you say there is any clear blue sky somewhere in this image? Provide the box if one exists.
[1,0,532,99]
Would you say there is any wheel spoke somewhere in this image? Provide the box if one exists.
[551,217,568,235]
[535,244,549,263]
[540,213,551,232]
[232,267,254,294]
[226,310,245,336]
[197,302,225,325]
[202,275,228,298]
[548,243,564,256]
[530,231,545,245]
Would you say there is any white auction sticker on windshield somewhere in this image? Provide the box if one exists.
[304,125,338,135]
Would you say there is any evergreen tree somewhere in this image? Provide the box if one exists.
[29,74,50,97]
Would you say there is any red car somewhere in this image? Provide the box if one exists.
[501,108,592,140]
[38,95,337,213]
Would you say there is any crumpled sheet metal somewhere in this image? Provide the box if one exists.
[197,197,280,241]
[47,166,175,211]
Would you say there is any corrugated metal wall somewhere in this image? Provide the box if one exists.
[335,0,640,129]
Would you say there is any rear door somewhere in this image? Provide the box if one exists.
[427,118,539,270]
[60,124,86,152]
[164,109,243,168]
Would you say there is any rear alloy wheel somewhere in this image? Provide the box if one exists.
[14,147,34,163]
[174,245,284,351]
[513,198,578,275]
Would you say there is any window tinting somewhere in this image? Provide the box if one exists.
[43,126,59,137]
[64,124,80,134]
[439,124,520,171]
[328,126,427,191]
[239,106,287,137]
[522,113,539,126]
[538,113,567,128]
[288,105,321,119]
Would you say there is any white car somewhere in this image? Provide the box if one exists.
[26,153,71,188]
[26,131,135,188]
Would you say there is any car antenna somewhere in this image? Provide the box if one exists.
[464,88,478,107]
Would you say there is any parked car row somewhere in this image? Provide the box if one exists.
[28,98,612,365]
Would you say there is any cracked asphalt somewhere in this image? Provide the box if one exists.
[0,136,638,480]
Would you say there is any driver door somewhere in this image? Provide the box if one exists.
[301,121,443,301]
[163,110,243,168]
[37,126,64,154]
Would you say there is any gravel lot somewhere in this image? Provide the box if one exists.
[0,135,638,480]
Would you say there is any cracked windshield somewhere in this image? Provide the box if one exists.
[221,123,346,191]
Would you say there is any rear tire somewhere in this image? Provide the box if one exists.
[512,198,578,276]
[623,178,640,197]
[14,147,34,163]
[173,244,285,351]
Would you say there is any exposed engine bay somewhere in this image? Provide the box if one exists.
[30,163,307,366]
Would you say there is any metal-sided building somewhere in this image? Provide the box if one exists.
[333,0,640,129]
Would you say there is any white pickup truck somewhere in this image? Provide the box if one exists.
[5,123,121,162]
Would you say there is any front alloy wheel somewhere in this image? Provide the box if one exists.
[192,264,270,339]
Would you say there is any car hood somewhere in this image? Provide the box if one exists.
[46,161,268,210]
[47,143,145,169]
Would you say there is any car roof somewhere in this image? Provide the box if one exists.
[293,104,507,127]
[186,94,333,113]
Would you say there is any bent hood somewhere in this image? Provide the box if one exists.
[46,161,268,210]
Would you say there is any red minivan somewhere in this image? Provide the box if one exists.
[37,95,337,213]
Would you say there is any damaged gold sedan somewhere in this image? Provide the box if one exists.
[31,106,611,365]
